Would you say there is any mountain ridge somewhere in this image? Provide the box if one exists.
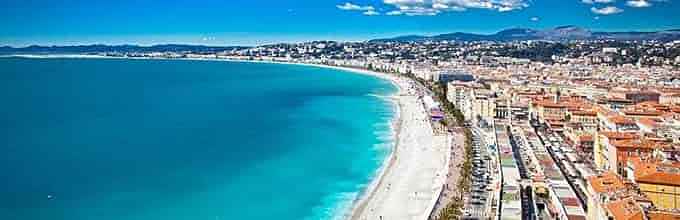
[3,26,680,54]
[370,26,680,42]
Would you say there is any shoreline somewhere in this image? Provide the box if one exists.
[183,58,446,220]
[268,61,407,220]
[165,58,408,220]
[2,55,443,220]
[161,59,416,220]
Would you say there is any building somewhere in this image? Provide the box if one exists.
[447,84,473,119]
[437,71,475,83]
[601,115,640,132]
[532,98,567,122]
[472,89,496,120]
[659,92,680,105]
[594,132,638,172]
[627,157,680,210]
[569,110,599,131]
[447,82,488,120]
[586,172,628,220]
[646,210,680,220]
[604,198,645,220]
[625,91,661,104]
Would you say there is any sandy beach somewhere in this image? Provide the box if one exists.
[223,60,453,220]
[279,61,452,220]
[349,93,449,220]
[298,68,447,220]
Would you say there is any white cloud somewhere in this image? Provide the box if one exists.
[590,6,624,14]
[337,2,375,11]
[626,0,652,7]
[381,0,530,16]
[530,16,539,21]
[581,0,616,4]
[337,2,381,16]
[386,10,404,15]
[433,3,449,9]
[363,10,380,15]
[399,6,441,16]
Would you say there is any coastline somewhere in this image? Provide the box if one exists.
[238,59,408,220]
[2,55,445,220]
[245,60,411,220]
[208,59,448,220]
[259,60,407,220]
[192,59,427,220]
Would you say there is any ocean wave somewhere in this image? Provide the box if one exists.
[372,120,395,140]
[374,131,394,142]
[323,142,394,220]
[322,120,396,220]
[373,142,394,152]
[366,93,397,102]
[371,121,391,129]
[305,184,363,220]
[327,191,361,220]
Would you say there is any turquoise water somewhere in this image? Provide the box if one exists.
[0,58,396,220]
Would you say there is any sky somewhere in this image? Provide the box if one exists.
[1,0,679,46]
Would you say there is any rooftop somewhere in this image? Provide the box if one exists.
[600,131,639,140]
[587,172,626,194]
[629,156,680,187]
[646,211,680,220]
[605,198,645,220]
[608,115,637,125]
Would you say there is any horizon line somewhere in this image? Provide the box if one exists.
[2,25,680,48]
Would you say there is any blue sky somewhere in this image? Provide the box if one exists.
[1,0,679,46]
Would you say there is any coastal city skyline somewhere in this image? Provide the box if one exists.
[2,1,680,220]
[2,0,680,46]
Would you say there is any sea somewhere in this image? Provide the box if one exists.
[0,57,397,220]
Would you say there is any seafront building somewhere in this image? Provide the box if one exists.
[434,60,679,219]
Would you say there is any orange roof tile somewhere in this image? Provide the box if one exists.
[611,139,660,150]
[580,135,594,142]
[605,198,645,220]
[672,107,680,113]
[609,115,636,125]
[571,110,598,116]
[608,97,633,103]
[629,157,680,187]
[624,110,663,117]
[647,211,680,220]
[626,91,660,96]
[657,87,680,93]
[637,118,660,128]
[536,100,566,108]
[588,172,626,193]
[546,120,566,128]
[636,172,680,187]
[600,131,638,140]
[636,101,661,106]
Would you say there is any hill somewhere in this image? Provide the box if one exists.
[370,26,680,42]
